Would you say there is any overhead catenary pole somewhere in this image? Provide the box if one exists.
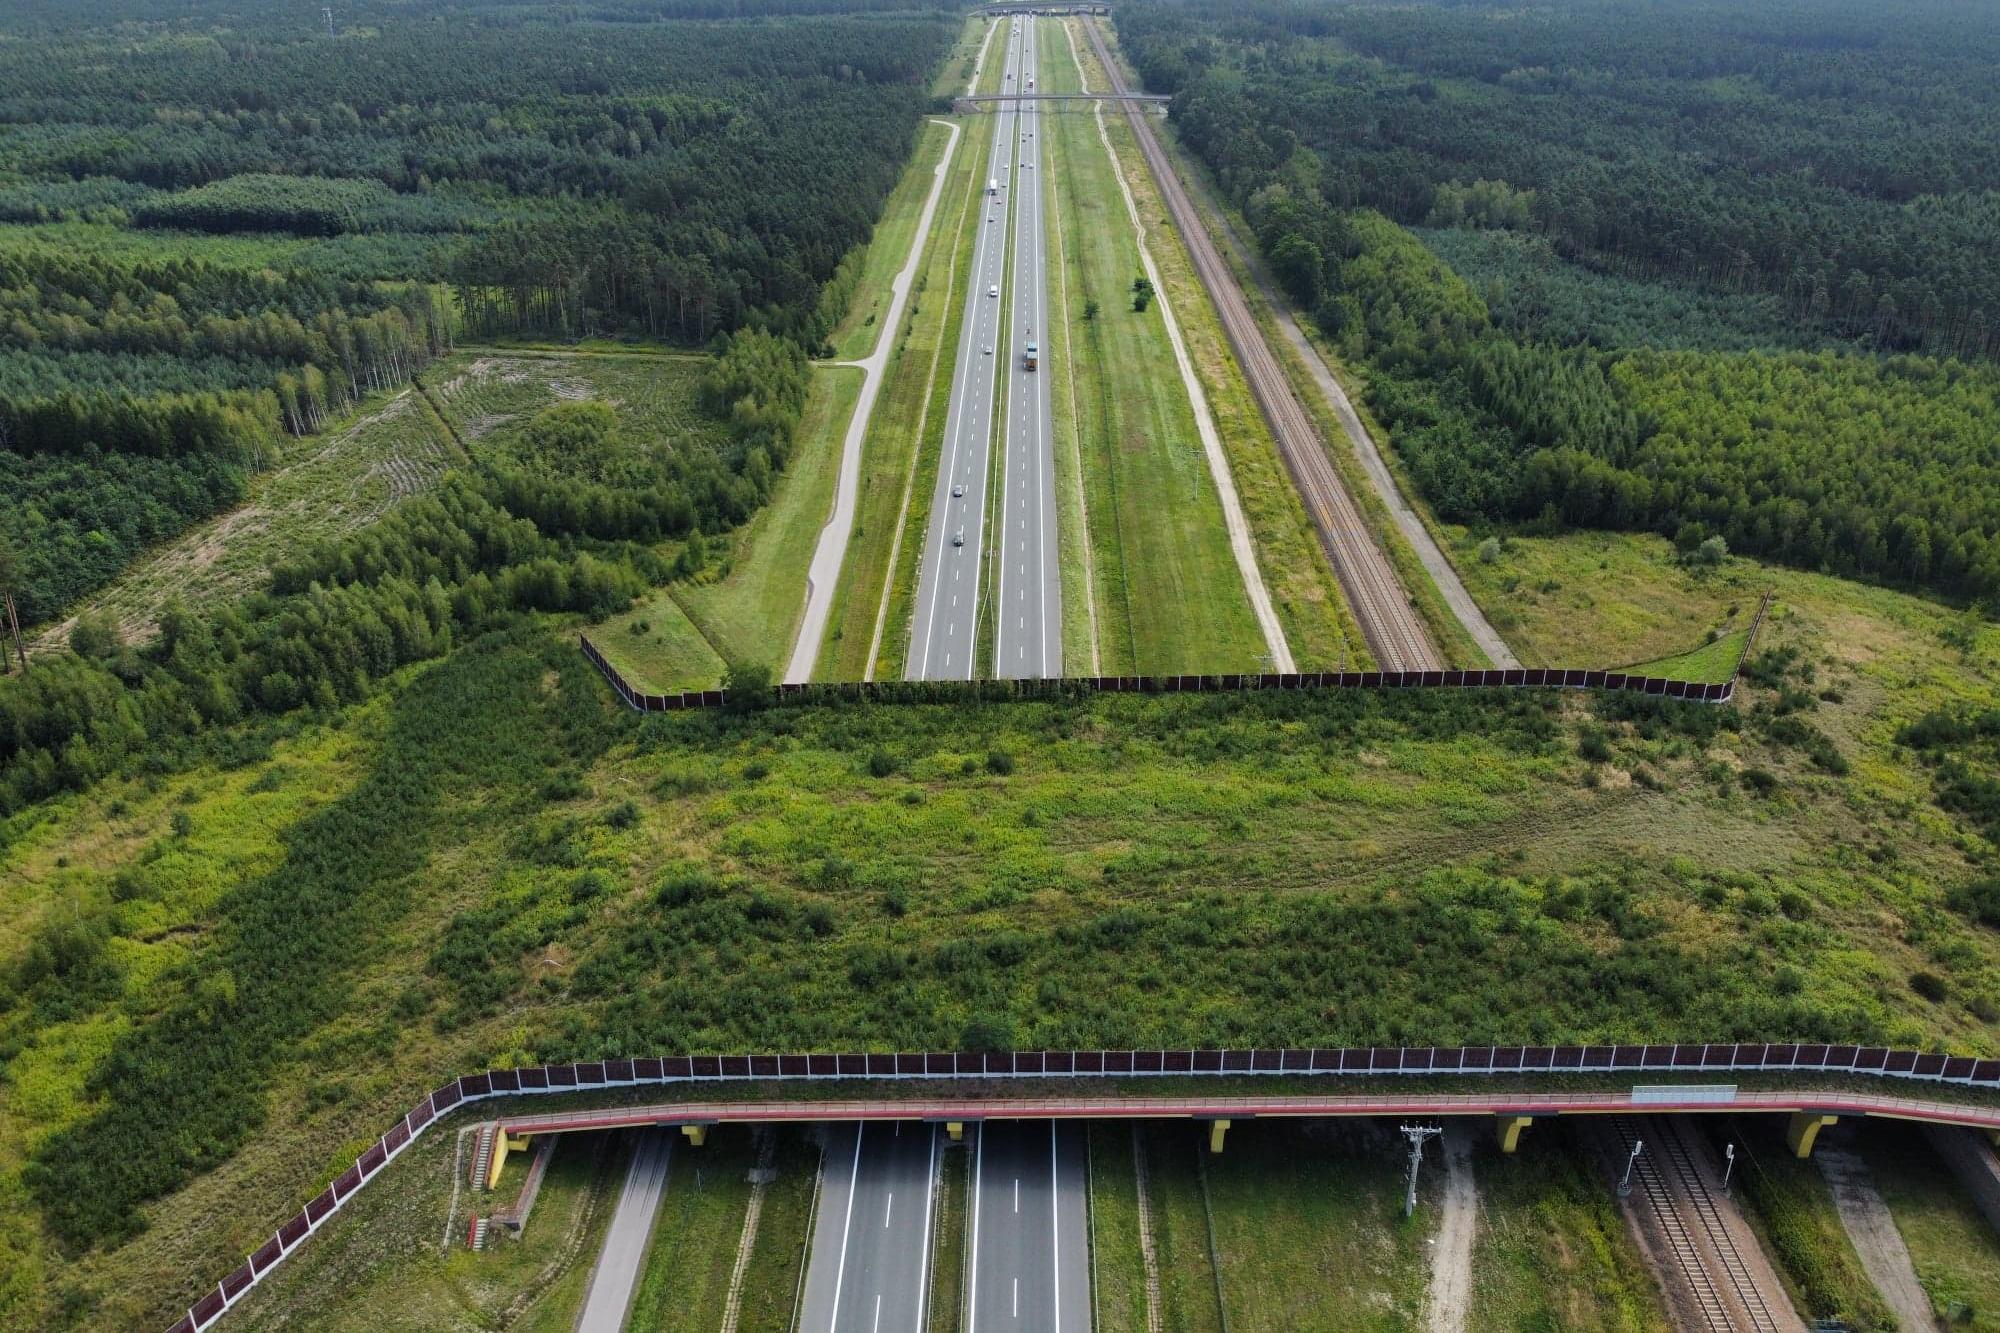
[1400,1124,1443,1216]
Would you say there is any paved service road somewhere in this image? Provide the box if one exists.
[798,1122,941,1333]
[996,14,1061,679]
[967,1120,1089,1331]
[911,17,1031,680]
[575,1129,672,1333]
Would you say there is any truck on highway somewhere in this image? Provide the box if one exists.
[1023,334,1038,371]
[988,178,999,196]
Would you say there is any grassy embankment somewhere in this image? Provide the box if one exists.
[1071,21,1373,672]
[1040,18,1267,675]
[593,364,863,691]
[1202,1119,1435,1331]
[1468,1126,1671,1331]
[734,1130,822,1330]
[228,1128,628,1331]
[1863,1125,2000,1329]
[1706,1119,1896,1331]
[625,1126,757,1330]
[816,48,1000,683]
[1138,1124,1226,1332]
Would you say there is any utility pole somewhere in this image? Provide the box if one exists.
[0,538,25,673]
[2,590,23,673]
[1400,1124,1443,1217]
[1618,1137,1645,1197]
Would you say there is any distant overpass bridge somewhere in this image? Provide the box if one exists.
[953,91,1170,113]
[979,4,1111,14]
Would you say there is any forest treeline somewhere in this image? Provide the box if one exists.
[1123,0,2000,361]
[0,0,945,630]
[0,2,952,346]
[0,249,451,624]
[1118,0,2000,604]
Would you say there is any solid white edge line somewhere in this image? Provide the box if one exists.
[967,1122,985,1333]
[826,1123,864,1332]
[912,1124,940,1331]
[918,19,1015,679]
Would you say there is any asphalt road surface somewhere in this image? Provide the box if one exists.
[574,1129,672,1333]
[967,1120,1089,1331]
[797,1122,941,1333]
[912,17,1053,680]
[995,15,1061,679]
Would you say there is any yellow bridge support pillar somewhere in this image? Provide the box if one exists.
[946,1122,965,1142]
[1208,1119,1231,1154]
[681,1124,709,1147]
[1496,1115,1533,1154]
[489,1133,533,1190]
[1786,1112,1838,1158]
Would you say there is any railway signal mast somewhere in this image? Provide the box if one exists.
[1618,1137,1646,1197]
[1399,1124,1443,1216]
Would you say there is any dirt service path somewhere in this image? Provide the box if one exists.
[1816,1145,1933,1332]
[1424,1123,1476,1333]
[785,113,968,683]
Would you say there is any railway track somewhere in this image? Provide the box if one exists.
[1081,19,1439,672]
[1605,1115,1785,1333]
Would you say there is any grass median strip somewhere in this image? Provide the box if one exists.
[1044,21,1267,675]
[1086,1123,1152,1333]
[1072,25,1369,672]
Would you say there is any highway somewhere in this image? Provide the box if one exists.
[995,14,1061,679]
[797,1122,940,1333]
[912,15,1060,680]
[574,1129,672,1333]
[967,1120,1090,1331]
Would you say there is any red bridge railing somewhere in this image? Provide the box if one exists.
[169,1034,1994,1332]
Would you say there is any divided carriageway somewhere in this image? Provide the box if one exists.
[1082,18,1440,672]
